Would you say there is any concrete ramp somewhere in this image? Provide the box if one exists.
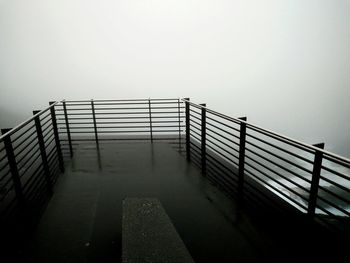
[122,198,195,263]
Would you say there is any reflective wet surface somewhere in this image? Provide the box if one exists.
[14,140,348,262]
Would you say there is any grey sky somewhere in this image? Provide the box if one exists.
[0,0,349,156]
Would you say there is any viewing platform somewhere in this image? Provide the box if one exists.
[0,98,349,262]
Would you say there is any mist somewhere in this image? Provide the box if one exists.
[0,0,349,157]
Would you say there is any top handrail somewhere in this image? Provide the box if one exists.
[181,98,350,165]
[64,98,181,103]
[0,101,61,142]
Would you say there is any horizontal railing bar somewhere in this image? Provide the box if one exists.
[11,124,36,143]
[184,98,350,163]
[189,128,201,138]
[190,141,201,155]
[0,181,14,202]
[207,139,238,159]
[246,140,313,174]
[16,147,41,172]
[189,140,201,150]
[206,121,240,139]
[42,127,53,140]
[44,135,56,148]
[0,161,8,172]
[191,157,201,169]
[56,113,92,116]
[189,109,201,116]
[323,154,350,169]
[189,114,202,122]
[47,146,58,161]
[207,164,238,189]
[206,115,240,132]
[189,144,201,156]
[60,125,184,129]
[207,137,239,156]
[206,153,238,179]
[14,135,38,159]
[48,153,58,168]
[0,169,11,182]
[0,101,60,141]
[190,118,201,127]
[41,118,53,130]
[0,154,7,163]
[42,129,54,141]
[22,166,45,195]
[65,98,179,103]
[58,116,182,120]
[244,180,284,208]
[321,166,350,182]
[207,144,239,166]
[18,153,42,178]
[97,120,182,124]
[246,132,314,165]
[245,168,308,209]
[319,175,350,194]
[314,205,343,223]
[40,112,51,122]
[190,149,201,160]
[58,127,95,130]
[189,124,201,132]
[318,185,350,206]
[206,127,240,147]
[59,130,183,134]
[57,111,184,115]
[96,106,184,110]
[190,134,202,144]
[316,195,350,217]
[245,147,312,183]
[247,125,314,154]
[245,154,310,193]
[0,175,12,192]
[13,130,37,151]
[60,137,181,141]
[206,132,239,151]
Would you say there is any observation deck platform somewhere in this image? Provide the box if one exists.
[11,139,346,263]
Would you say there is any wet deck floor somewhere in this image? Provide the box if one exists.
[18,140,346,262]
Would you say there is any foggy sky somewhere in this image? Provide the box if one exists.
[0,0,349,156]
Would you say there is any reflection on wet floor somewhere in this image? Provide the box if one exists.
[16,140,348,262]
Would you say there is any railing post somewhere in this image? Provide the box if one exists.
[177,98,182,150]
[62,101,73,156]
[308,143,325,218]
[33,111,53,195]
[91,99,99,144]
[238,117,247,198]
[200,103,207,175]
[49,102,65,172]
[148,98,153,142]
[1,128,25,206]
[184,98,190,161]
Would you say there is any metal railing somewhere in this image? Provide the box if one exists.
[0,98,185,222]
[1,97,349,233]
[0,102,64,221]
[183,98,350,231]
[53,98,185,157]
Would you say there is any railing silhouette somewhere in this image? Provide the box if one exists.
[183,98,350,230]
[0,98,349,232]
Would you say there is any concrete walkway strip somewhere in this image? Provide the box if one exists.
[122,198,195,263]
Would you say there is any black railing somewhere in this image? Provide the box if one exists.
[0,102,63,222]
[54,98,185,157]
[183,98,350,231]
[0,97,349,233]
